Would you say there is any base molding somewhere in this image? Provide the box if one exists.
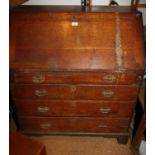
[20,130,130,144]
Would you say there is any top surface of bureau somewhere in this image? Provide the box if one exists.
[10,6,145,72]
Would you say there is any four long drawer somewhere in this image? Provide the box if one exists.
[12,84,139,100]
[12,71,140,134]
[14,99,135,117]
[18,117,130,133]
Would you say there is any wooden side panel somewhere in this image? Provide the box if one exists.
[120,14,145,71]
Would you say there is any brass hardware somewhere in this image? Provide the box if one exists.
[104,75,116,83]
[101,90,114,97]
[99,108,111,113]
[37,106,49,113]
[35,89,47,97]
[97,124,108,128]
[32,74,45,83]
[70,85,77,92]
[40,123,52,129]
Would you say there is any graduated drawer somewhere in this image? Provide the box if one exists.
[13,71,141,85]
[12,84,139,101]
[14,99,135,117]
[18,117,130,133]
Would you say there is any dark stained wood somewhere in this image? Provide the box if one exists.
[131,79,145,154]
[21,131,129,137]
[14,99,135,117]
[10,5,135,13]
[12,84,139,100]
[13,71,141,85]
[131,111,145,154]
[18,117,130,133]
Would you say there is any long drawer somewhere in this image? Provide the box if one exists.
[13,71,141,85]
[18,117,130,133]
[14,99,135,117]
[12,84,139,101]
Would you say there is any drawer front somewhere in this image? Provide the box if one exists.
[18,117,130,133]
[14,99,135,117]
[14,72,141,85]
[12,84,139,101]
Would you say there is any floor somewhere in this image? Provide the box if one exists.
[34,135,133,155]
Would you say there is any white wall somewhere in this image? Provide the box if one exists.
[23,0,146,5]
[23,0,81,5]
[92,0,131,5]
[23,0,131,5]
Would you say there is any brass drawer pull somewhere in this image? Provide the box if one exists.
[37,106,49,113]
[99,108,111,113]
[35,89,47,97]
[70,85,77,92]
[102,90,114,97]
[40,123,52,129]
[103,75,116,83]
[32,74,45,83]
[97,124,108,128]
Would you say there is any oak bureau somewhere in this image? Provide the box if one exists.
[10,6,145,144]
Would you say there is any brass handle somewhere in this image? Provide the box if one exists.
[37,106,49,113]
[40,123,52,129]
[35,89,47,97]
[99,108,111,113]
[97,124,108,128]
[102,90,114,97]
[32,74,45,83]
[103,75,116,83]
[70,85,77,92]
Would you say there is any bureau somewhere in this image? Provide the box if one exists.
[10,6,145,144]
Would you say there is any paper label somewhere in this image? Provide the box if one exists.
[71,22,78,26]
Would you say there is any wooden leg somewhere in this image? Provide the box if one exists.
[117,136,129,145]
